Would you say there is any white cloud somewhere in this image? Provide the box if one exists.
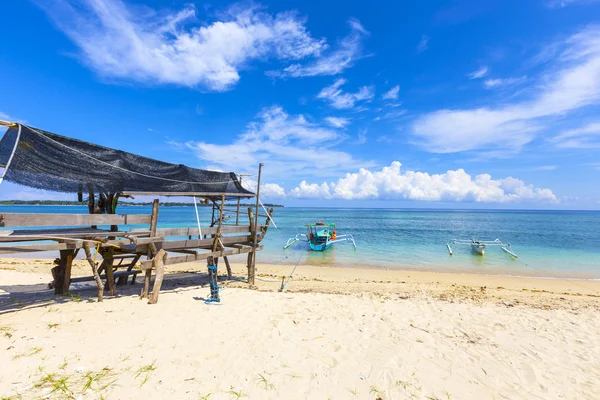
[467,66,489,79]
[484,76,527,88]
[547,0,600,7]
[324,116,350,128]
[241,178,286,198]
[412,26,600,154]
[357,129,368,144]
[551,122,600,148]
[382,85,400,100]
[40,0,328,91]
[417,34,429,53]
[317,78,374,109]
[289,161,557,203]
[180,105,373,179]
[267,18,368,78]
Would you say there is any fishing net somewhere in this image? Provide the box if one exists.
[0,124,254,198]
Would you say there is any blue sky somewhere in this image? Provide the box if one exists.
[1,0,600,208]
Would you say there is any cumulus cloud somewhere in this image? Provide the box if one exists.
[417,34,429,52]
[412,26,600,154]
[467,66,489,79]
[267,18,368,78]
[180,106,373,179]
[289,162,557,203]
[382,85,400,100]
[40,0,328,91]
[551,122,600,148]
[484,76,527,88]
[317,78,374,109]
[324,116,350,128]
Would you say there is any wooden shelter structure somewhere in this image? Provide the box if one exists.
[0,121,274,303]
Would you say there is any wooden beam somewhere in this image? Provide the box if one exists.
[142,199,160,299]
[130,225,265,237]
[0,213,152,227]
[140,245,263,269]
[0,242,80,254]
[121,192,255,197]
[247,207,256,287]
[155,235,255,251]
[0,228,152,243]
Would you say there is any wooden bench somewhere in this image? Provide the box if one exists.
[0,212,154,295]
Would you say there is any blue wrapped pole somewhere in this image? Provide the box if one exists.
[206,264,220,303]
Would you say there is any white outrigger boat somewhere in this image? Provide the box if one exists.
[446,238,518,258]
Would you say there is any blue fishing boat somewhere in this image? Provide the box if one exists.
[284,221,356,251]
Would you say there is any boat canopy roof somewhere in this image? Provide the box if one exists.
[0,122,254,199]
[306,222,335,227]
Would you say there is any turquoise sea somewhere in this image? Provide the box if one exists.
[2,206,600,279]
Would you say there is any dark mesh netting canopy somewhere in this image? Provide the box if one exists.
[0,124,254,198]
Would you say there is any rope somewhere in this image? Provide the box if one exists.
[26,124,238,186]
[0,123,21,185]
[280,252,305,292]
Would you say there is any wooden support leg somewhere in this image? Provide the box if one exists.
[247,251,255,287]
[141,270,151,299]
[224,256,232,280]
[102,249,116,296]
[52,250,75,295]
[148,250,167,305]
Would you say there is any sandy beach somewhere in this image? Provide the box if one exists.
[1,258,599,399]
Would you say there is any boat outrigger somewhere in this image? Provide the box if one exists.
[446,238,518,258]
[284,221,356,251]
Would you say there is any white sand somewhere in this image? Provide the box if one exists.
[1,263,600,400]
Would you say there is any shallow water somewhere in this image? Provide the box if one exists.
[2,205,599,279]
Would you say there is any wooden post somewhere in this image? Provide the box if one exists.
[258,208,274,243]
[247,206,256,287]
[51,249,75,295]
[83,242,104,302]
[251,163,263,287]
[142,199,159,299]
[148,249,167,304]
[224,256,232,280]
[207,195,226,283]
[236,176,242,225]
[102,248,116,296]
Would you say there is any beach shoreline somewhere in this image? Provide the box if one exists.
[1,258,599,399]
[2,257,599,310]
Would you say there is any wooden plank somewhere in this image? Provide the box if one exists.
[140,245,263,269]
[0,213,152,227]
[0,228,151,242]
[70,270,141,283]
[0,242,80,254]
[156,235,256,251]
[130,225,265,237]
